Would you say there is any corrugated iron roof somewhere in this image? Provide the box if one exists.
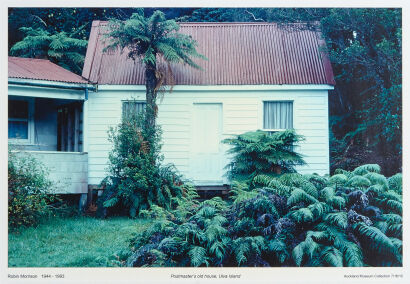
[82,21,335,86]
[8,57,88,84]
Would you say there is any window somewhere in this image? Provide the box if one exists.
[263,101,293,130]
[122,101,146,119]
[8,99,33,142]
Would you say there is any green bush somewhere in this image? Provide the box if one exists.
[125,164,402,267]
[8,151,59,228]
[98,111,185,218]
[222,130,305,183]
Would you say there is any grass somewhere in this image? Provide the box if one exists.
[8,216,152,267]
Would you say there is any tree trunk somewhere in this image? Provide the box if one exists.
[145,62,158,130]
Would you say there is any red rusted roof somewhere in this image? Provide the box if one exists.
[8,57,88,84]
[83,21,335,86]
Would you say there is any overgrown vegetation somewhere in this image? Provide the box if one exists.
[223,130,305,183]
[8,151,60,228]
[97,111,185,218]
[124,164,402,267]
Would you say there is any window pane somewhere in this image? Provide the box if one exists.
[9,100,29,119]
[263,102,293,129]
[122,102,146,118]
[9,121,28,139]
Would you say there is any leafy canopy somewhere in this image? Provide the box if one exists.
[105,9,206,68]
[10,27,88,74]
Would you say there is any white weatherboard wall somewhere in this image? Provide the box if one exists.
[86,85,331,186]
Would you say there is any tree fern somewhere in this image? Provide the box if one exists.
[223,130,305,182]
[10,27,87,73]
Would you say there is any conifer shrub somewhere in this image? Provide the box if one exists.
[8,151,60,228]
[97,111,184,218]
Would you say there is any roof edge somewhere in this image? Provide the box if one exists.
[82,20,101,79]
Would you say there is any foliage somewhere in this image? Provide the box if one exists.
[8,151,60,228]
[124,163,402,267]
[97,111,186,218]
[105,9,206,131]
[223,130,305,183]
[10,27,88,74]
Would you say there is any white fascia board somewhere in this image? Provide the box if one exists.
[97,84,335,91]
[8,78,93,89]
[8,83,85,100]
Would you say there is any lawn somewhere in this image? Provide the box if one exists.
[8,216,152,267]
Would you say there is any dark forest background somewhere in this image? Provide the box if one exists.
[8,8,402,176]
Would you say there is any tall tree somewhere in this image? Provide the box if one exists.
[10,27,88,74]
[105,9,206,130]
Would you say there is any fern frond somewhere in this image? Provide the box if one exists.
[347,176,371,188]
[382,213,402,224]
[342,242,363,267]
[324,212,348,229]
[292,236,320,266]
[290,208,314,223]
[390,238,402,255]
[364,172,388,190]
[320,247,344,267]
[353,164,381,175]
[352,222,398,257]
[308,202,330,219]
[328,174,348,186]
[287,188,319,207]
[388,173,402,193]
[188,246,208,267]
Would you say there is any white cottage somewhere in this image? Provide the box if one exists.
[8,21,335,202]
[82,21,335,187]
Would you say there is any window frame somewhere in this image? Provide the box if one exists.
[261,100,294,132]
[121,100,146,119]
[8,97,35,144]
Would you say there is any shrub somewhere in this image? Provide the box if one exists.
[222,130,305,183]
[125,164,402,267]
[98,110,184,218]
[8,151,59,228]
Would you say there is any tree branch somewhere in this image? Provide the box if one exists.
[245,10,265,22]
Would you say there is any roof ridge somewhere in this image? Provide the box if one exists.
[96,21,318,26]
